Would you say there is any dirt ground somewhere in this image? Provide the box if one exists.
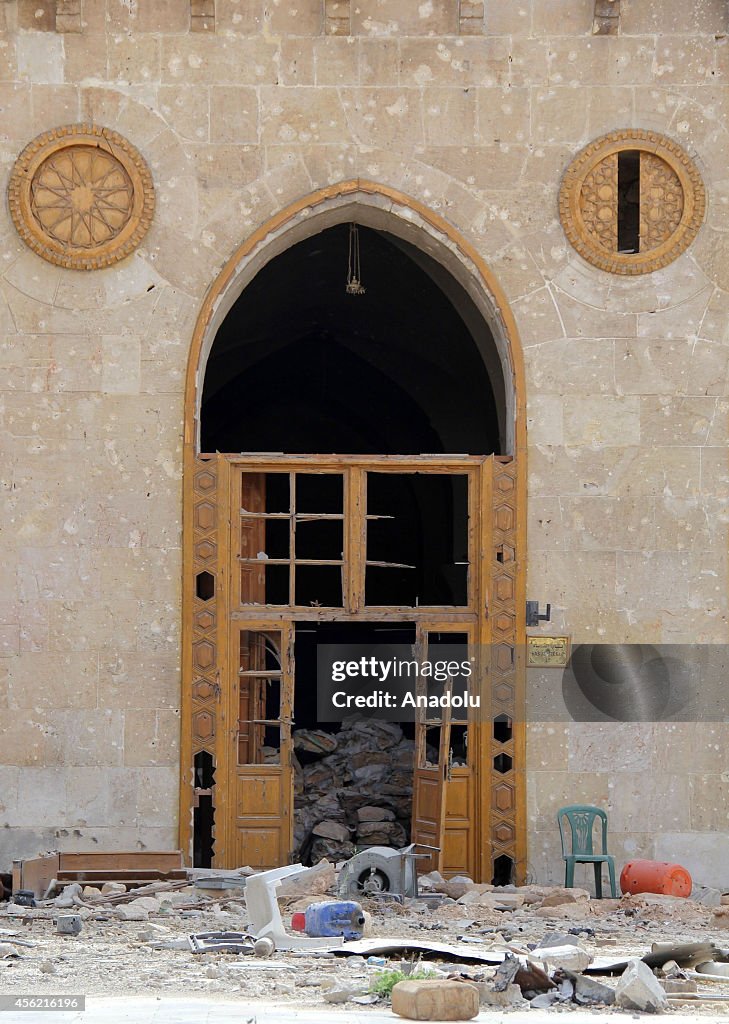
[1,882,729,1014]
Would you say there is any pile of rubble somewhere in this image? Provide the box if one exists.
[291,718,420,861]
[2,854,729,1014]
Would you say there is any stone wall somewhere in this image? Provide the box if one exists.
[0,0,727,880]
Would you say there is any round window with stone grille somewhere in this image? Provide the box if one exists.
[8,124,155,271]
[559,130,705,275]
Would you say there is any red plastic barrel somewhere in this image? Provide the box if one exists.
[620,859,692,898]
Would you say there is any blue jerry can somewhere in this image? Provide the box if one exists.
[303,900,366,940]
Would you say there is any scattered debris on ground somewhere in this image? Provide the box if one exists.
[1,853,729,1014]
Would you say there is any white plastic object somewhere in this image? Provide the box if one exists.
[244,864,342,951]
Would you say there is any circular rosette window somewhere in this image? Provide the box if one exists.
[559,130,705,275]
[8,124,155,270]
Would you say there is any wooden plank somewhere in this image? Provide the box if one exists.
[57,870,187,883]
[179,443,198,865]
[58,851,183,870]
[15,853,59,898]
[478,457,493,885]
[204,453,485,470]
[215,454,232,868]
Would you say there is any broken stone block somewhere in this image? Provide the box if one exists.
[294,729,338,755]
[418,871,445,891]
[127,897,162,914]
[615,959,669,1013]
[82,886,101,898]
[529,991,560,1008]
[432,876,474,900]
[55,914,82,935]
[392,979,480,1020]
[322,981,368,1004]
[101,882,126,895]
[477,982,528,1009]
[531,943,592,972]
[54,883,84,908]
[558,968,616,1006]
[357,805,395,822]
[114,905,149,921]
[712,908,729,929]
[661,977,698,994]
[534,902,593,921]
[276,859,335,897]
[312,820,351,842]
[539,887,590,907]
[356,820,407,846]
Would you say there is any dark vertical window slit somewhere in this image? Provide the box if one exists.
[617,150,640,254]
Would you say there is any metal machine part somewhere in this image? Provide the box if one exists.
[338,844,420,899]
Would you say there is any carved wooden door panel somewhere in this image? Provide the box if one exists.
[411,627,452,874]
[229,622,294,869]
[411,625,476,875]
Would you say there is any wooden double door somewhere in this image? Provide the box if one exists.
[182,454,524,883]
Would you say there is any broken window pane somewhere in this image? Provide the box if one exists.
[296,473,343,514]
[450,724,469,767]
[238,631,284,767]
[241,471,289,514]
[365,473,469,606]
[295,518,343,560]
[422,725,441,768]
[238,721,281,766]
[295,565,343,607]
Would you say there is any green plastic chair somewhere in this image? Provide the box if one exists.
[557,804,617,898]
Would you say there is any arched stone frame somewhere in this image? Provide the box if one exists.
[181,180,528,881]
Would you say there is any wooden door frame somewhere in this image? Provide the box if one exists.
[181,181,527,882]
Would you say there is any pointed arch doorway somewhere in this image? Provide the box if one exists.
[181,182,527,885]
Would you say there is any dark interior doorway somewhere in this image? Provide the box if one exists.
[201,223,502,456]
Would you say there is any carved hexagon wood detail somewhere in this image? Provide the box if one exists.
[495,575,514,602]
[493,645,514,673]
[493,821,515,845]
[559,129,705,275]
[495,506,514,532]
[195,540,217,563]
[194,639,215,671]
[493,681,514,704]
[194,609,216,631]
[8,124,155,270]
[194,502,216,531]
[195,470,216,492]
[494,784,515,813]
[192,679,216,702]
[494,611,515,634]
[193,710,215,741]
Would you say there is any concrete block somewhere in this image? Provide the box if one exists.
[616,959,669,1013]
[392,979,480,1020]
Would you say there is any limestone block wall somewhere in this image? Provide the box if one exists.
[0,0,726,878]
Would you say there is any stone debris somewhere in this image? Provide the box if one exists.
[556,968,616,1006]
[531,942,592,972]
[0,855,725,1014]
[615,958,669,1012]
[478,981,529,1008]
[321,979,368,1003]
[293,717,417,861]
[54,883,85,909]
[276,859,336,898]
[391,978,480,1020]
[55,914,82,936]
